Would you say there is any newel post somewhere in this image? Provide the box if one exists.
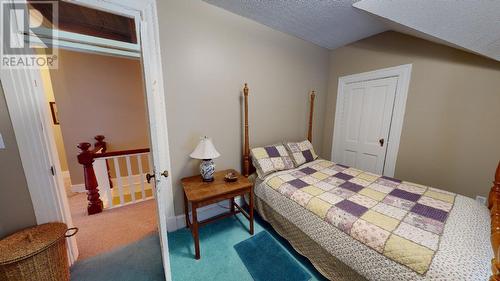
[77,142,103,215]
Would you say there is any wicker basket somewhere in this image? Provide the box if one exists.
[0,223,78,281]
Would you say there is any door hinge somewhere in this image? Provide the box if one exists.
[50,166,55,176]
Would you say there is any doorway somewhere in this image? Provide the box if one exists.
[331,64,412,176]
[1,0,174,280]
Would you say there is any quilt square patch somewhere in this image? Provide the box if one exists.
[356,172,379,183]
[343,168,363,177]
[398,182,427,195]
[335,200,368,217]
[317,192,344,205]
[314,181,335,191]
[389,188,422,202]
[290,190,313,207]
[394,222,439,251]
[403,212,445,235]
[351,219,390,253]
[278,183,298,198]
[301,175,321,185]
[267,176,284,189]
[411,203,449,222]
[334,172,354,181]
[323,176,345,186]
[418,196,453,212]
[361,210,399,232]
[332,165,348,172]
[326,207,357,233]
[383,195,416,211]
[301,185,324,196]
[349,194,378,209]
[306,197,333,219]
[423,190,455,204]
[384,235,434,274]
[339,181,364,193]
[288,179,309,189]
[264,146,280,157]
[349,177,372,187]
[372,202,408,220]
[330,187,355,199]
[300,167,316,175]
[369,183,394,194]
[312,172,329,181]
[359,187,386,201]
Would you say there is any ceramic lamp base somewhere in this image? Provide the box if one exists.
[200,159,215,182]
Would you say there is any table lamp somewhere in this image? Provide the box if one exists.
[190,136,220,182]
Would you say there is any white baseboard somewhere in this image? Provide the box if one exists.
[167,196,245,232]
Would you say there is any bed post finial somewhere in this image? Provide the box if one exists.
[490,161,500,281]
[243,83,250,177]
[308,90,316,143]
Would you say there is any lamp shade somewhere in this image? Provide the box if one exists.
[189,136,220,160]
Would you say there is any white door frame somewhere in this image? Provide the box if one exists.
[331,64,412,177]
[0,0,174,280]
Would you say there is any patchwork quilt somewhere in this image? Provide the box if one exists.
[264,159,456,274]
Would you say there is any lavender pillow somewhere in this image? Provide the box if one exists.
[284,140,318,166]
[251,144,294,178]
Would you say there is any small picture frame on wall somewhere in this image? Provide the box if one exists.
[49,102,60,125]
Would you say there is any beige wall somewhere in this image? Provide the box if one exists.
[323,31,500,198]
[157,0,330,215]
[50,50,149,185]
[0,82,37,238]
[40,63,69,171]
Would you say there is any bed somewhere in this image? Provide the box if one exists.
[240,83,497,280]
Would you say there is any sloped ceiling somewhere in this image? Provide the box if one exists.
[354,0,500,61]
[203,0,500,62]
[203,0,388,50]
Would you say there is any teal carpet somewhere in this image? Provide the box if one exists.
[168,213,327,281]
[234,231,311,281]
[70,234,165,281]
[71,213,327,281]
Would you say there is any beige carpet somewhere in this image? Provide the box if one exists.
[69,193,158,260]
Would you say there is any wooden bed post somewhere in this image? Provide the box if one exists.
[243,83,250,177]
[490,161,500,281]
[308,90,316,143]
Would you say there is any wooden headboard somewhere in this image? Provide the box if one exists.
[489,161,500,281]
[242,83,316,177]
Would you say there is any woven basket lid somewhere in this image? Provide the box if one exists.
[0,222,67,265]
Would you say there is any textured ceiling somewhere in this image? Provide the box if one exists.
[203,0,500,62]
[353,0,500,61]
[203,0,388,49]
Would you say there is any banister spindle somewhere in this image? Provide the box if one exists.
[77,142,103,215]
[94,135,113,189]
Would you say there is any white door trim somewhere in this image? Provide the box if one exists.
[1,1,174,280]
[331,64,412,177]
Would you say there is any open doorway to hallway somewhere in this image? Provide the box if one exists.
[40,48,159,260]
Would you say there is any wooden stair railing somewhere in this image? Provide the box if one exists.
[77,135,150,215]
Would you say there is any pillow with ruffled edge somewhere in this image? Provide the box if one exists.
[284,140,318,167]
[251,144,294,178]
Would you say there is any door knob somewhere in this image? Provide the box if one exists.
[161,170,169,178]
[146,173,155,183]
[379,138,385,147]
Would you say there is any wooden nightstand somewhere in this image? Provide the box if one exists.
[181,169,254,259]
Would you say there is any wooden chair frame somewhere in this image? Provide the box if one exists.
[240,83,499,280]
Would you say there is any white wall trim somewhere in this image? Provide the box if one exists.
[2,1,174,279]
[331,64,412,177]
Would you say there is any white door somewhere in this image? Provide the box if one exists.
[140,22,173,280]
[333,76,398,174]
